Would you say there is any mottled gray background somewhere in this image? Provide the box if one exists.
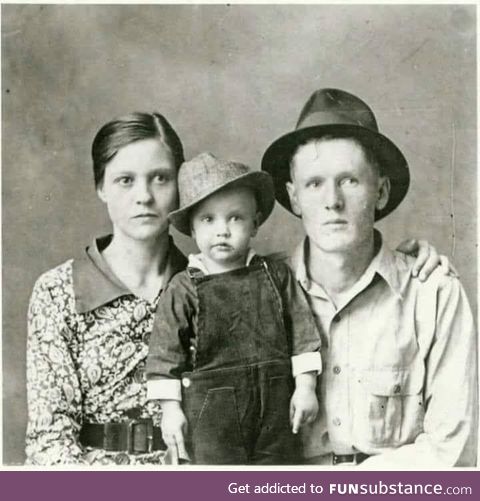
[2,4,476,465]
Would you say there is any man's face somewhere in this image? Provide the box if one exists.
[286,138,390,254]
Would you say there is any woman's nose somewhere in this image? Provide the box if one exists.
[134,181,154,204]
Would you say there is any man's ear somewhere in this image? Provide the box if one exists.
[286,181,302,217]
[376,176,391,211]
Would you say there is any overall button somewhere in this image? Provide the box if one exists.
[182,377,191,388]
[333,417,342,426]
[393,384,401,394]
[333,366,341,375]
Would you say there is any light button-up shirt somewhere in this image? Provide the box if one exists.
[291,232,478,467]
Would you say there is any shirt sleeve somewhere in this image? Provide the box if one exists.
[25,274,88,465]
[145,273,196,401]
[270,258,322,373]
[362,274,478,468]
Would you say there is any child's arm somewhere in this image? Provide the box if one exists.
[160,400,189,463]
[290,371,318,434]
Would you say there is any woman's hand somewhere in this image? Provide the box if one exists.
[290,372,319,434]
[396,239,455,281]
[160,400,189,464]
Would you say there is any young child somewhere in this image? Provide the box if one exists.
[146,152,322,465]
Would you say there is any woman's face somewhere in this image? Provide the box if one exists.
[97,138,178,243]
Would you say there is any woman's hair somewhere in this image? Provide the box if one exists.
[91,112,184,187]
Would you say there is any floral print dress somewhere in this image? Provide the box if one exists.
[25,236,186,465]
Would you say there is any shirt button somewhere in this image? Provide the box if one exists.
[189,345,196,353]
[333,417,342,426]
[393,384,401,394]
[333,366,341,375]
[333,314,341,323]
[134,367,144,383]
[182,377,191,388]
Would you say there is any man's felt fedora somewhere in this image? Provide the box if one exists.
[169,152,275,235]
[261,88,410,220]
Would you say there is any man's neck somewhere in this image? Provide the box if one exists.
[307,235,376,304]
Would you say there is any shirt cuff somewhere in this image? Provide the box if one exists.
[146,379,182,401]
[291,352,322,377]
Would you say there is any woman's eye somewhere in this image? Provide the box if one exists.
[118,177,133,186]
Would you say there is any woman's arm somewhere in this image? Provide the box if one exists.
[26,274,88,465]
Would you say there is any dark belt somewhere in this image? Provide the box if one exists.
[79,420,166,454]
[333,452,370,465]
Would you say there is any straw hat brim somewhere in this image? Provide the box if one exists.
[169,171,275,235]
[261,124,409,221]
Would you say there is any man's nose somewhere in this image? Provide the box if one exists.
[323,182,344,211]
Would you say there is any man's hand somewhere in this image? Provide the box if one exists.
[160,400,189,464]
[290,372,319,434]
[396,239,455,281]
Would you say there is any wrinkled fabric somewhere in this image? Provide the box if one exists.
[291,232,478,467]
[25,236,186,465]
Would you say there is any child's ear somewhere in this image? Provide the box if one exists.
[251,212,261,237]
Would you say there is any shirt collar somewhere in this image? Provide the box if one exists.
[187,248,257,275]
[291,230,403,298]
[72,235,187,313]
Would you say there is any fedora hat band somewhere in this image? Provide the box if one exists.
[298,110,378,132]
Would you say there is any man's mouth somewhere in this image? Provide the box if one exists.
[324,219,347,226]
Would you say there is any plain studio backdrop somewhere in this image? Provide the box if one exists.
[1,4,476,465]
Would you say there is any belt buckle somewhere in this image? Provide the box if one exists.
[332,453,356,466]
[126,419,154,454]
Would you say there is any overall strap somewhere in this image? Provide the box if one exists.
[258,257,283,312]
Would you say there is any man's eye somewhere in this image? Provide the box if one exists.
[307,180,321,188]
[341,177,358,186]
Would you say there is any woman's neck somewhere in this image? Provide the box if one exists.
[102,232,170,300]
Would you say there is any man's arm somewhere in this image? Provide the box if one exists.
[362,273,478,468]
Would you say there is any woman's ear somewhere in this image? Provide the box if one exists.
[376,176,391,211]
[96,184,107,204]
[286,181,302,216]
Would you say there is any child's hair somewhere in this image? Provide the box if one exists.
[91,112,184,187]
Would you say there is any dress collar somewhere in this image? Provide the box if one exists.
[72,235,187,313]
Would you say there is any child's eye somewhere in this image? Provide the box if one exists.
[201,216,213,223]
[153,174,169,184]
[230,215,242,222]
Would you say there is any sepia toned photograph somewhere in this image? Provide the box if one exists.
[2,3,477,467]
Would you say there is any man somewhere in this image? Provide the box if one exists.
[262,88,478,467]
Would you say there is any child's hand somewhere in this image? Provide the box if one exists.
[290,373,319,434]
[160,400,189,464]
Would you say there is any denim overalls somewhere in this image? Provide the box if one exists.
[181,257,301,464]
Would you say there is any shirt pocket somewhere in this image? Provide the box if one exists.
[359,365,425,446]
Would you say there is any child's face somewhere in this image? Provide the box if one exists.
[191,186,260,271]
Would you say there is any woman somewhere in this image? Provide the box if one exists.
[26,112,187,465]
[25,112,448,466]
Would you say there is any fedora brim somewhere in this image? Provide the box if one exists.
[261,124,409,221]
[169,171,276,235]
